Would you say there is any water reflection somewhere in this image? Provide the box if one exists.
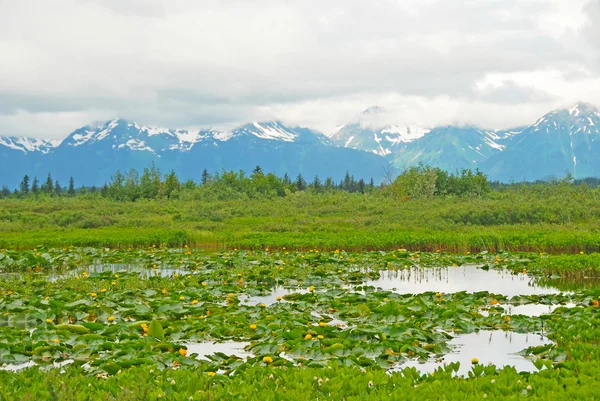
[366,266,562,296]
[395,330,552,376]
[185,341,252,361]
[480,303,577,317]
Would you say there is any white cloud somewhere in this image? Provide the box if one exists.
[0,0,598,138]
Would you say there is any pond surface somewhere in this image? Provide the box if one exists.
[366,266,562,296]
[238,288,307,306]
[395,330,553,376]
[480,303,577,317]
[185,341,252,361]
[43,264,194,282]
[0,359,73,372]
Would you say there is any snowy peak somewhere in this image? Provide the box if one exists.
[56,119,327,154]
[0,136,58,154]
[330,107,429,156]
[529,102,600,137]
[568,102,599,117]
[360,106,386,117]
[61,118,214,153]
[233,121,300,142]
[380,125,429,144]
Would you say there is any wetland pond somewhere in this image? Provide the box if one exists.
[0,255,596,376]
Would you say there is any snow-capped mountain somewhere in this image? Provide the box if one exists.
[329,107,429,156]
[0,136,59,154]
[0,119,388,187]
[483,102,600,181]
[389,125,519,171]
[2,102,600,187]
[58,119,333,155]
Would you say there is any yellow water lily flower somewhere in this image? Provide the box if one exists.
[262,356,273,364]
[179,348,187,357]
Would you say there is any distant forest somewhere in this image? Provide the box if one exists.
[2,163,598,202]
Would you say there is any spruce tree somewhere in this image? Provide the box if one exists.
[19,175,29,194]
[32,177,39,195]
[296,174,306,191]
[201,169,210,185]
[68,177,76,196]
[43,173,53,194]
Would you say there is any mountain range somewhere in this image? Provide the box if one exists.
[1,102,600,187]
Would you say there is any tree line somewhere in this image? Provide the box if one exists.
[1,163,496,201]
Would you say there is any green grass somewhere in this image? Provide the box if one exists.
[1,188,600,252]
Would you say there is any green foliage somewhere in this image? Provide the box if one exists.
[0,178,600,251]
[390,164,489,199]
[1,249,600,399]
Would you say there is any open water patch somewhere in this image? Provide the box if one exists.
[393,330,553,376]
[479,303,577,317]
[366,266,562,296]
[185,341,252,361]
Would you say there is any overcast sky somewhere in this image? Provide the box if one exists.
[0,0,599,139]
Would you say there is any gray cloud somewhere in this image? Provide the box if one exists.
[0,0,598,138]
[473,80,558,104]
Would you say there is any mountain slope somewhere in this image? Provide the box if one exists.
[0,119,390,187]
[390,126,509,171]
[329,107,429,156]
[482,103,600,181]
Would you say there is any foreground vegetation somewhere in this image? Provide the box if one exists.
[1,249,600,399]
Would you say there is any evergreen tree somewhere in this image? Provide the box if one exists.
[1,186,10,198]
[296,174,307,191]
[68,177,76,196]
[311,175,322,192]
[358,178,365,194]
[201,169,210,185]
[90,185,97,194]
[19,175,29,194]
[42,173,54,194]
[282,173,291,185]
[369,177,375,189]
[54,180,62,195]
[32,177,39,195]
[324,177,334,191]
[342,171,352,191]
[252,165,263,176]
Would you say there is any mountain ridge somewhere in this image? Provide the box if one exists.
[2,102,600,186]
